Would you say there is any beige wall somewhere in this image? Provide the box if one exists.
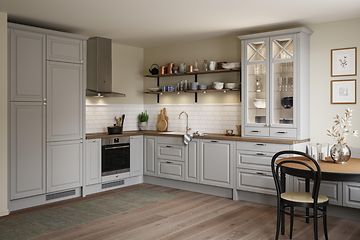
[144,36,241,104]
[309,18,360,147]
[86,42,144,105]
[0,12,8,216]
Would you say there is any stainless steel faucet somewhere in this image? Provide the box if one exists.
[178,111,191,134]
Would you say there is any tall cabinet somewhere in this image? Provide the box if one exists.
[239,28,312,140]
[8,23,86,208]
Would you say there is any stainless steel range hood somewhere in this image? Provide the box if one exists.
[86,37,125,97]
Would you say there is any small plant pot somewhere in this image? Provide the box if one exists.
[138,122,148,131]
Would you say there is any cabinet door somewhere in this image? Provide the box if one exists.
[243,38,270,136]
[185,140,198,183]
[47,61,83,141]
[47,140,82,193]
[10,29,45,101]
[158,160,184,180]
[236,168,276,195]
[144,137,156,176]
[85,139,101,186]
[47,35,83,63]
[10,102,45,199]
[130,136,144,177]
[199,140,233,188]
[343,182,360,209]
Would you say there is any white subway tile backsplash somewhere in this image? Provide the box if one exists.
[86,103,241,134]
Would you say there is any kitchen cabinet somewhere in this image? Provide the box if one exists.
[10,28,46,102]
[47,35,83,63]
[199,139,234,188]
[130,135,144,177]
[144,136,156,176]
[185,140,199,183]
[85,139,101,186]
[158,160,184,180]
[10,102,46,199]
[237,168,276,195]
[239,27,312,139]
[46,61,83,141]
[47,140,82,193]
[343,182,360,209]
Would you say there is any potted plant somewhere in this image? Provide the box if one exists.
[138,111,149,131]
[327,108,358,163]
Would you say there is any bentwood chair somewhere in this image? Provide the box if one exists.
[271,150,329,240]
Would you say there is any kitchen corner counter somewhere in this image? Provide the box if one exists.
[86,131,309,145]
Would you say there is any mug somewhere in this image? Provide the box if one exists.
[209,61,217,71]
[179,63,187,73]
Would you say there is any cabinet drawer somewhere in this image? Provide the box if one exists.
[270,128,297,139]
[294,178,342,206]
[47,35,83,63]
[237,142,290,153]
[237,151,272,171]
[236,169,276,195]
[157,144,185,162]
[244,127,270,137]
[158,160,184,180]
[343,182,360,209]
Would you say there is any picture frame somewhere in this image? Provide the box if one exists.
[331,79,357,104]
[331,47,357,77]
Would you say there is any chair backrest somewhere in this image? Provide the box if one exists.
[271,150,322,204]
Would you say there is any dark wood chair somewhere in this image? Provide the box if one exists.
[271,150,329,240]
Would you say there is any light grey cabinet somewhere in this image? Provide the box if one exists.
[199,140,234,188]
[237,168,276,195]
[10,29,46,102]
[158,160,184,180]
[46,61,83,141]
[144,136,156,176]
[130,136,143,177]
[10,102,46,199]
[47,35,83,63]
[343,182,360,209]
[185,140,199,183]
[47,140,82,193]
[157,143,185,162]
[85,139,101,186]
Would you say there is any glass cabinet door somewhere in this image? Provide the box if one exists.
[245,39,269,126]
[270,36,295,127]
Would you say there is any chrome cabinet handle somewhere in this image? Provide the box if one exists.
[251,130,260,133]
[211,140,218,143]
[256,153,266,156]
[256,143,266,146]
[104,145,130,150]
[277,131,287,134]
[165,145,172,148]
[166,161,172,164]
[256,172,272,177]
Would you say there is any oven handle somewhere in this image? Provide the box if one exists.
[104,145,130,150]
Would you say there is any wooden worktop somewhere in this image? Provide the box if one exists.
[86,131,309,145]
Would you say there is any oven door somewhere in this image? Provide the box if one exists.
[102,143,130,176]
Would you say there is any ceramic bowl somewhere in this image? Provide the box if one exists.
[224,82,237,89]
[253,98,266,109]
[148,87,161,92]
[213,82,224,90]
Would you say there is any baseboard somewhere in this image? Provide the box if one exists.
[144,176,233,199]
[0,209,10,217]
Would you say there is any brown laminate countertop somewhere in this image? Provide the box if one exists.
[86,131,309,145]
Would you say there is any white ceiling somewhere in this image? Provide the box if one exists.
[1,0,360,47]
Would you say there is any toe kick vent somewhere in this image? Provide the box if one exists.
[102,180,125,189]
[46,189,76,201]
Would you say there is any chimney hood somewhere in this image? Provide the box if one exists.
[86,37,125,97]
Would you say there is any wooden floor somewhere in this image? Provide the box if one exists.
[20,184,360,239]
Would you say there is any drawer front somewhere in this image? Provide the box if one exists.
[157,144,185,162]
[47,35,83,63]
[237,152,272,171]
[236,169,276,195]
[156,136,183,145]
[237,142,290,153]
[343,182,360,209]
[270,128,297,139]
[294,178,342,206]
[158,160,184,180]
[244,127,270,137]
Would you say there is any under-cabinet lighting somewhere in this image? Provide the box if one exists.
[203,91,207,94]
[96,93,104,97]
[160,92,163,95]
[177,92,180,95]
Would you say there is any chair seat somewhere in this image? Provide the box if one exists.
[281,192,329,203]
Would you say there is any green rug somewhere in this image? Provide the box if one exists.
[0,187,176,240]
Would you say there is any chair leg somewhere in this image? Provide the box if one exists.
[275,201,281,240]
[323,206,329,240]
[306,207,310,223]
[313,206,318,240]
[290,206,294,239]
[281,204,285,235]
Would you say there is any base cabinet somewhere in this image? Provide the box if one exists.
[47,140,82,193]
[130,136,144,177]
[144,136,156,176]
[199,140,234,188]
[237,168,276,195]
[158,160,184,180]
[85,139,101,186]
[185,140,199,183]
[343,182,360,209]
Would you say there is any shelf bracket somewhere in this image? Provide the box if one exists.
[157,76,160,103]
[195,74,198,103]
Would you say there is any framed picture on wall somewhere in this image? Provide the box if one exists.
[331,79,357,104]
[331,47,357,77]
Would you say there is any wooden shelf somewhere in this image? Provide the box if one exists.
[144,89,240,95]
[144,68,240,78]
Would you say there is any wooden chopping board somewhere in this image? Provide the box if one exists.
[156,108,168,132]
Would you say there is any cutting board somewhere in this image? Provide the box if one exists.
[156,108,168,132]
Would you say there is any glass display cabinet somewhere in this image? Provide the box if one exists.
[240,28,312,139]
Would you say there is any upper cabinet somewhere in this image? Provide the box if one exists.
[239,28,312,140]
[47,35,84,64]
[9,29,46,102]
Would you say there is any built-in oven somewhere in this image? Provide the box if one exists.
[101,137,130,182]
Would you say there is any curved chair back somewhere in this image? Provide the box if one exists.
[271,150,322,204]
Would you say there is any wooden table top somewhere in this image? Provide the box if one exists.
[277,156,360,181]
